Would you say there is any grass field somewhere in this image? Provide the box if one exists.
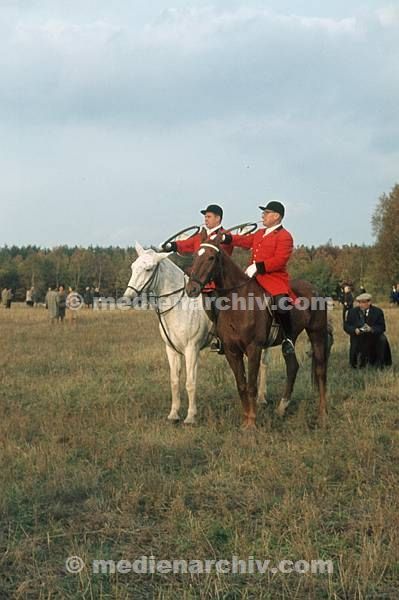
[0,303,398,599]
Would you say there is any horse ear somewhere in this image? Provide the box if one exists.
[200,227,208,242]
[135,242,144,256]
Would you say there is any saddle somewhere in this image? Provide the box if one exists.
[261,294,283,348]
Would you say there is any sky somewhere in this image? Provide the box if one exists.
[1,1,398,248]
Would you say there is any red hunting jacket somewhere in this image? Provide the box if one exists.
[175,227,233,255]
[231,226,294,296]
[176,226,233,292]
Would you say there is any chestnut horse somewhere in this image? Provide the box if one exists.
[185,231,330,429]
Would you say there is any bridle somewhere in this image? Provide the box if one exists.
[190,241,250,294]
[188,242,220,290]
[126,262,161,296]
[127,259,186,354]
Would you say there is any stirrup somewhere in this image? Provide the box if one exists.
[282,338,295,356]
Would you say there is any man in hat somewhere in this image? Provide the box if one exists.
[344,292,392,368]
[222,201,295,356]
[161,204,232,257]
[161,204,233,353]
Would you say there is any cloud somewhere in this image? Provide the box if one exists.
[377,6,399,26]
[0,7,366,128]
[0,4,398,246]
[2,5,394,136]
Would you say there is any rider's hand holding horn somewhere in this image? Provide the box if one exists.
[161,241,177,252]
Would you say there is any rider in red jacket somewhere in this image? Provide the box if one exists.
[162,204,233,353]
[222,201,296,355]
[162,204,233,292]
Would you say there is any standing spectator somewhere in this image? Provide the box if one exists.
[84,286,93,308]
[26,287,34,307]
[58,285,67,322]
[390,285,397,304]
[45,285,59,324]
[335,282,344,303]
[45,287,51,309]
[6,288,13,309]
[93,287,101,309]
[32,288,40,307]
[1,287,8,308]
[341,284,354,323]
[66,286,78,326]
[344,292,392,369]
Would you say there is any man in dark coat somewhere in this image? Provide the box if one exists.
[341,284,354,323]
[344,293,392,369]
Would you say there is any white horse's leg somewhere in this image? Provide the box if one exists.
[165,345,182,421]
[257,349,269,405]
[276,397,290,417]
[183,345,199,425]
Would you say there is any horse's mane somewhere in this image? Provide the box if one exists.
[142,246,185,275]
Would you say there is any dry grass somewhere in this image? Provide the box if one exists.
[0,303,398,599]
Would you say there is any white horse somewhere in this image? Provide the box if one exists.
[124,242,269,424]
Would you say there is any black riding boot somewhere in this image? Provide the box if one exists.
[276,310,295,356]
[205,292,225,355]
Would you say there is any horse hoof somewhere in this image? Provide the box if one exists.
[167,414,180,423]
[257,397,268,406]
[241,420,257,431]
[317,413,327,429]
[183,417,196,426]
[276,398,290,417]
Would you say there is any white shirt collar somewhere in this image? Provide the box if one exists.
[263,224,281,237]
[205,224,222,235]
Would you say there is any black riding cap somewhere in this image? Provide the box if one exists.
[259,201,285,218]
[200,204,223,218]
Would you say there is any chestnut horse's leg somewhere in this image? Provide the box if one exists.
[306,327,328,426]
[276,352,299,417]
[223,347,254,429]
[257,349,269,405]
[247,344,262,425]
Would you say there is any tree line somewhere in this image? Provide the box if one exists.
[1,185,398,301]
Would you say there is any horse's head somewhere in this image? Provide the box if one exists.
[124,242,170,299]
[186,231,223,298]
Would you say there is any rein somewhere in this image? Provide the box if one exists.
[128,261,186,355]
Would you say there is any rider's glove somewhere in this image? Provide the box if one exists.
[245,262,266,277]
[161,241,178,252]
[245,263,258,278]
